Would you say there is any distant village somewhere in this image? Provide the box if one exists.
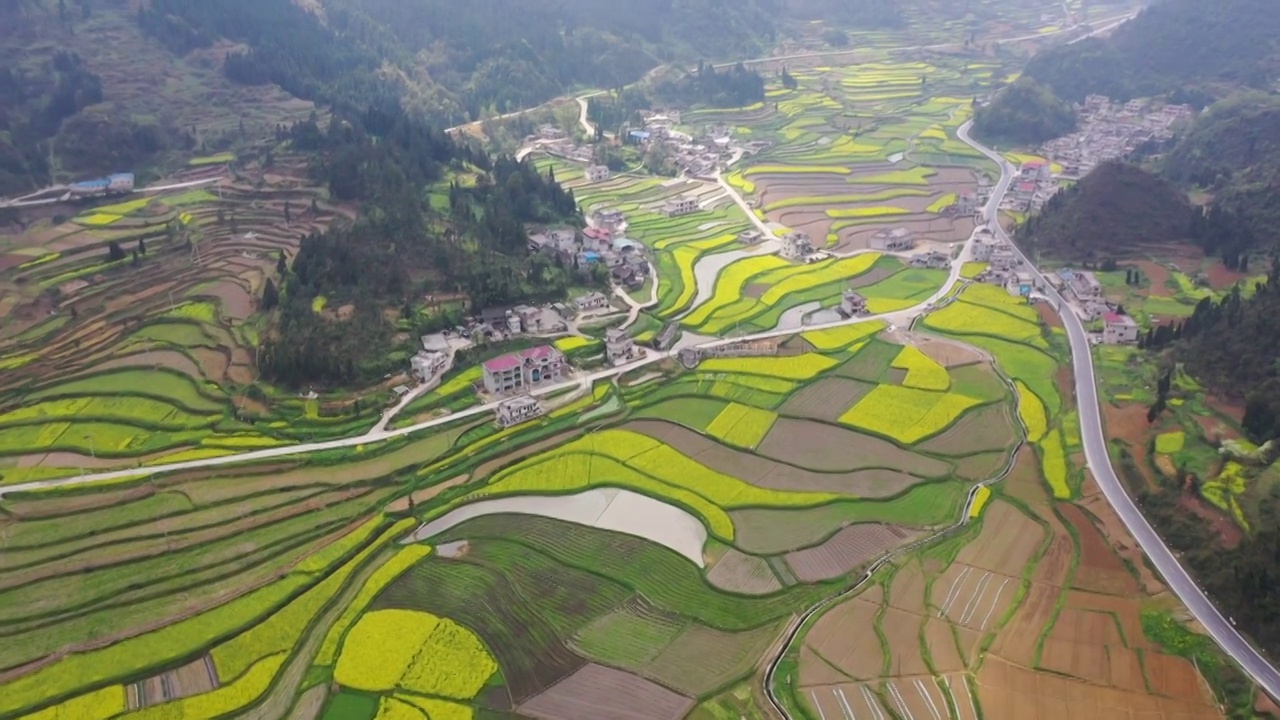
[1038,95,1195,180]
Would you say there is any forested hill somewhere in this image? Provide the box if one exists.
[137,0,785,125]
[1174,265,1280,441]
[1023,0,1280,104]
[261,104,583,388]
[1162,94,1280,242]
[1014,161,1194,260]
[972,77,1077,145]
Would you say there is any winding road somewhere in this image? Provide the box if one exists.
[957,120,1280,702]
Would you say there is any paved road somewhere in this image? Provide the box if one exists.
[957,120,1280,701]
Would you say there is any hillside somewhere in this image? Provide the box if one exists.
[973,77,1077,145]
[1014,161,1195,260]
[1024,0,1280,103]
[1162,94,1280,243]
[0,0,314,194]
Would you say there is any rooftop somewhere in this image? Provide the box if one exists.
[483,345,560,373]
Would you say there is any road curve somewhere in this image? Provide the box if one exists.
[957,119,1280,701]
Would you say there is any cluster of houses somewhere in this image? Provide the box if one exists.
[971,227,1036,297]
[533,125,596,165]
[527,223,651,289]
[1038,96,1195,180]
[625,111,768,179]
[1006,160,1061,214]
[1054,268,1139,344]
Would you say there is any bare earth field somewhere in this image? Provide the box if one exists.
[784,524,922,582]
[518,663,695,720]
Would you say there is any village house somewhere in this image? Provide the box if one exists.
[586,165,612,183]
[989,246,1019,271]
[582,226,612,252]
[591,208,626,230]
[1006,272,1036,298]
[737,230,764,245]
[574,291,610,312]
[1061,269,1103,300]
[1102,312,1139,344]
[971,235,997,262]
[840,290,867,317]
[662,196,699,217]
[869,228,916,252]
[482,345,566,395]
[780,231,814,260]
[605,328,639,365]
[910,250,951,269]
[410,350,448,383]
[496,395,544,428]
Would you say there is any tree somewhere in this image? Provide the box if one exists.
[781,67,798,90]
[106,241,125,262]
[261,278,279,310]
[137,238,146,255]
[276,251,287,275]
[284,200,291,225]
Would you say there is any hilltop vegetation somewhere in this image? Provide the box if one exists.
[1162,94,1280,242]
[1024,0,1280,103]
[973,77,1076,145]
[261,107,583,388]
[1015,161,1194,260]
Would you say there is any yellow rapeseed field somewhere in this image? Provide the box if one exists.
[705,402,778,449]
[1015,381,1048,443]
[802,320,886,351]
[968,486,992,519]
[699,353,837,380]
[553,335,595,353]
[400,618,498,699]
[398,696,474,720]
[891,346,950,391]
[18,684,125,720]
[374,697,426,720]
[839,385,981,444]
[1039,431,1070,499]
[334,610,440,691]
[318,544,432,665]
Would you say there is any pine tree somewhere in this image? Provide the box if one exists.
[262,278,279,310]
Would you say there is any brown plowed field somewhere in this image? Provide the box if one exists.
[955,502,1043,575]
[785,524,922,582]
[932,564,1018,631]
[804,683,891,720]
[953,451,1012,482]
[627,419,934,495]
[757,417,950,476]
[804,587,885,682]
[780,377,873,421]
[881,608,930,676]
[518,663,695,720]
[976,656,1221,720]
[706,549,783,595]
[885,677,953,720]
[990,582,1059,666]
[924,618,965,672]
[887,562,929,613]
[917,403,1018,456]
[918,338,985,367]
[643,621,783,696]
[95,349,204,379]
[798,645,853,687]
[1058,503,1140,596]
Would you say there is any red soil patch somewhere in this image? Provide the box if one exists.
[1076,476,1167,595]
[1101,402,1156,490]
[1205,261,1247,291]
[1177,492,1243,549]
[1134,260,1170,296]
[1035,301,1063,329]
[1193,412,1240,443]
[1206,394,1245,424]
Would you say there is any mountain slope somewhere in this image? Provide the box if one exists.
[1024,0,1280,103]
[1162,94,1280,241]
[1015,161,1195,260]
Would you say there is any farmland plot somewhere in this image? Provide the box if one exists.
[784,524,922,582]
